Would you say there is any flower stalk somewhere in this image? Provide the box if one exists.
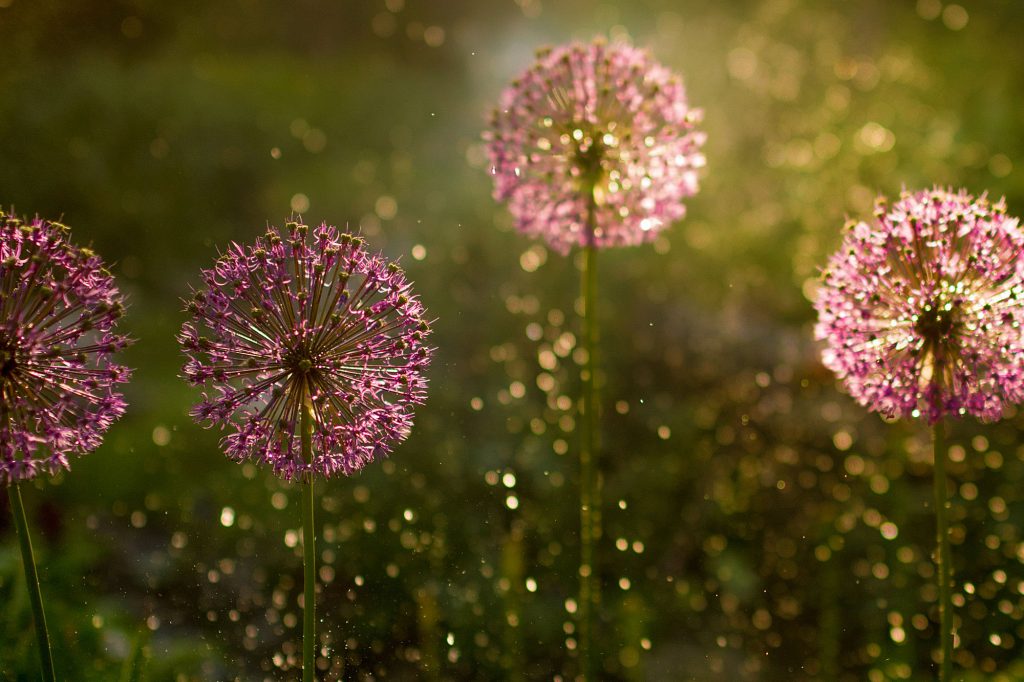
[578,236,599,680]
[10,482,56,682]
[932,421,953,680]
[301,395,316,682]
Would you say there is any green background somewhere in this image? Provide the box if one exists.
[2,0,1024,679]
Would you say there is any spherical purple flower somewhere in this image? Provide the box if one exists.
[0,212,131,485]
[484,37,706,255]
[815,187,1024,423]
[179,221,432,480]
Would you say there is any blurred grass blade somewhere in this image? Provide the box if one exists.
[120,627,150,682]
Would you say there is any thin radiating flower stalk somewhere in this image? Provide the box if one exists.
[1,212,132,680]
[486,38,704,678]
[180,221,432,677]
[815,187,1024,679]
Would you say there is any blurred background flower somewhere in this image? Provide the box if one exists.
[1,1,1023,680]
[486,38,705,252]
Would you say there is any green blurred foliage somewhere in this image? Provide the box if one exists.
[2,0,1024,679]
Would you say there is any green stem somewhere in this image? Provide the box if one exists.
[818,550,840,681]
[579,234,600,680]
[10,482,56,682]
[932,421,952,680]
[118,627,150,682]
[301,400,316,682]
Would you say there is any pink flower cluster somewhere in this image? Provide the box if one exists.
[815,188,1024,423]
[485,38,706,254]
[179,222,432,480]
[0,213,131,484]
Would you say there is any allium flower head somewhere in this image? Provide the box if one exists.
[180,221,432,480]
[485,37,706,254]
[815,187,1024,423]
[0,212,131,485]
